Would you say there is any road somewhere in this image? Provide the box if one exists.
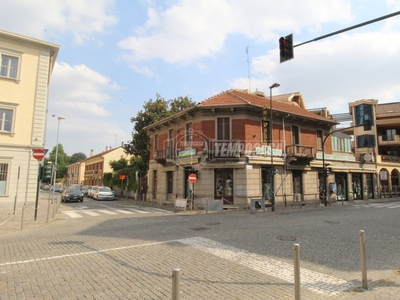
[1,196,400,299]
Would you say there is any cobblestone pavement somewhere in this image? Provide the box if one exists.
[1,195,400,299]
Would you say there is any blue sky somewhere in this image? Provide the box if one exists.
[1,0,400,157]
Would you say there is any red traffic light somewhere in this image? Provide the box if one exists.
[279,34,294,63]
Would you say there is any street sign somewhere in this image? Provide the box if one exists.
[188,173,197,183]
[32,148,46,161]
[119,175,126,180]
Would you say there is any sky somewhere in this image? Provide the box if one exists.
[1,0,400,158]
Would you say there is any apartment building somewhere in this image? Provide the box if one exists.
[0,29,59,207]
[82,146,131,187]
[145,89,372,207]
[343,100,400,197]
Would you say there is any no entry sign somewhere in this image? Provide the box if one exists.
[188,173,197,183]
[32,149,46,161]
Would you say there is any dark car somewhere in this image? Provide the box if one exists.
[61,188,83,203]
[81,186,89,197]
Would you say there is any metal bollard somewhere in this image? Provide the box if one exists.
[359,230,368,289]
[293,243,301,300]
[171,268,181,300]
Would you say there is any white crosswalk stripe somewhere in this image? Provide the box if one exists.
[353,203,400,209]
[61,207,172,219]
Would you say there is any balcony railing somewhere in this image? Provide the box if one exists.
[286,144,315,158]
[378,134,400,145]
[155,147,176,160]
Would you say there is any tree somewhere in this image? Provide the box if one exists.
[125,94,196,172]
[48,144,70,181]
[106,156,138,197]
[69,152,87,164]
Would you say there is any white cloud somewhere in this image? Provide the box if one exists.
[51,62,121,111]
[0,0,117,43]
[244,29,400,112]
[118,0,352,69]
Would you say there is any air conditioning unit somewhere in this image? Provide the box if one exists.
[361,153,374,162]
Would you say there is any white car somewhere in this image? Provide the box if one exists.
[93,186,115,201]
[88,186,99,198]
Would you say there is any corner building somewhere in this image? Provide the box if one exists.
[145,89,374,208]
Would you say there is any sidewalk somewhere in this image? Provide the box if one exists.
[0,192,57,235]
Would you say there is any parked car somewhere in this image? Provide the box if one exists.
[81,186,89,197]
[61,188,84,203]
[93,186,115,201]
[88,186,99,199]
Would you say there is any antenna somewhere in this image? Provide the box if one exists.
[246,46,251,92]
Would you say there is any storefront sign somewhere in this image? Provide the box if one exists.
[255,147,282,156]
[316,153,356,161]
[380,170,388,180]
[178,148,197,157]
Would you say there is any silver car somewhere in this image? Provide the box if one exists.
[93,186,115,201]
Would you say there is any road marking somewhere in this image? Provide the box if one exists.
[179,237,353,296]
[387,205,400,208]
[97,209,118,215]
[126,208,149,214]
[62,211,83,218]
[114,209,134,214]
[82,211,100,216]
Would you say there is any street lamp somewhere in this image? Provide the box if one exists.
[269,82,280,212]
[52,116,65,216]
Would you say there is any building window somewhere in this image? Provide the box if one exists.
[316,130,323,149]
[185,123,192,146]
[167,171,173,194]
[357,135,375,148]
[217,117,230,140]
[0,163,9,195]
[1,54,19,79]
[154,134,158,156]
[0,108,13,132]
[332,136,352,152]
[355,104,374,127]
[386,129,396,141]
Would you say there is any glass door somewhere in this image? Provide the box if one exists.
[215,169,233,204]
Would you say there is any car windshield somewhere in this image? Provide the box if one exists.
[82,187,88,191]
[67,188,80,193]
[99,187,112,192]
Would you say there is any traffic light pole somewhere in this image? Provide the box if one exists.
[34,161,41,221]
[294,11,400,48]
[322,123,367,203]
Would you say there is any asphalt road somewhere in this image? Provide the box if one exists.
[1,197,400,299]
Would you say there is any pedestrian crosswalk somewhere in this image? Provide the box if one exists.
[353,202,400,209]
[61,206,173,218]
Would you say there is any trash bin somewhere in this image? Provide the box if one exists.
[251,199,265,211]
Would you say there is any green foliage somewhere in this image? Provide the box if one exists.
[48,144,70,180]
[69,152,87,164]
[126,94,196,172]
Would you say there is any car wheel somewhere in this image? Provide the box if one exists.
[80,199,83,202]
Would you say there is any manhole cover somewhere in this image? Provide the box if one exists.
[206,222,221,225]
[324,221,341,224]
[275,236,297,241]
[190,227,210,231]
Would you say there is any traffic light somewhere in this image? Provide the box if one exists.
[323,168,329,177]
[45,161,52,180]
[279,34,294,63]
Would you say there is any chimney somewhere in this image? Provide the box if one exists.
[121,142,124,147]
[90,149,94,157]
[105,146,108,151]
[109,146,112,150]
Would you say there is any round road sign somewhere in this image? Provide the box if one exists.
[188,173,197,183]
[33,148,45,161]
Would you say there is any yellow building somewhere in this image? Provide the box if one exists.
[0,29,59,207]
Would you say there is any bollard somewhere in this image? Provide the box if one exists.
[171,268,181,300]
[359,230,368,289]
[293,243,301,300]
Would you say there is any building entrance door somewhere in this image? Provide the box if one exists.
[215,169,233,204]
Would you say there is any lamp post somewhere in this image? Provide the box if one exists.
[269,83,280,212]
[52,116,65,216]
